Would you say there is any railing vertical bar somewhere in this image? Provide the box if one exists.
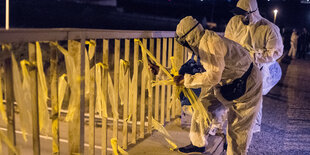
[68,39,85,154]
[147,38,154,134]
[89,40,96,155]
[171,39,177,119]
[160,38,167,124]
[113,39,120,143]
[122,39,130,149]
[131,40,139,144]
[175,41,184,116]
[28,43,40,155]
[80,38,86,154]
[4,53,16,155]
[50,44,59,155]
[139,39,147,139]
[154,38,161,121]
[102,39,109,155]
[166,38,173,122]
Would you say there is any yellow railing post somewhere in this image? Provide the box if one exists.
[131,39,139,144]
[160,38,167,125]
[113,39,120,142]
[147,38,154,134]
[166,38,173,122]
[88,40,96,155]
[4,54,16,155]
[68,39,85,155]
[50,43,59,155]
[122,39,130,149]
[102,39,109,155]
[29,43,40,155]
[154,38,161,121]
[139,39,147,139]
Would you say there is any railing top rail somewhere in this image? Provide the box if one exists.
[0,28,176,43]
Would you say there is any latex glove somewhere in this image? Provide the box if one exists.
[148,59,160,75]
[174,75,184,86]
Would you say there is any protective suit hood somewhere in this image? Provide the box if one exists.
[176,16,204,52]
[236,0,262,25]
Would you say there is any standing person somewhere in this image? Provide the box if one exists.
[298,28,309,59]
[288,29,299,59]
[224,0,283,133]
[172,16,262,155]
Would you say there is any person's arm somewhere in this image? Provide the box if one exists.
[224,17,235,40]
[183,33,226,89]
[254,26,284,64]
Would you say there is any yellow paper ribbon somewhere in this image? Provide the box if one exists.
[135,39,212,128]
[36,42,50,134]
[111,138,129,155]
[58,74,67,117]
[12,54,31,141]
[108,72,119,119]
[0,72,7,124]
[119,59,130,106]
[152,117,178,150]
[95,63,108,118]
[0,130,19,154]
[51,41,81,122]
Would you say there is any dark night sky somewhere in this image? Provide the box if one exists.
[0,0,309,31]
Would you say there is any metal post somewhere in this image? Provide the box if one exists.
[5,57,16,155]
[29,43,40,155]
[50,45,59,155]
[5,0,9,30]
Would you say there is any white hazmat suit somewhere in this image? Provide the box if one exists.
[225,0,283,133]
[176,16,262,155]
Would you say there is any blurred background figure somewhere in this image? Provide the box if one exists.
[297,28,309,60]
[288,28,299,59]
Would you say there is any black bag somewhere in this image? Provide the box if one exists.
[220,63,253,101]
[179,54,206,106]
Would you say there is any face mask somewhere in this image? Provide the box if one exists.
[242,15,250,25]
[241,9,257,25]
[175,23,200,51]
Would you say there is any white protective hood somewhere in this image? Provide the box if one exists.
[237,0,262,25]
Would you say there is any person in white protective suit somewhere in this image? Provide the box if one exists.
[224,0,284,133]
[173,16,262,154]
[288,29,299,59]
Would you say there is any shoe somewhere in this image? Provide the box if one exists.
[178,143,205,154]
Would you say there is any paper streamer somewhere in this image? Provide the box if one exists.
[12,54,31,141]
[152,118,178,150]
[36,42,50,134]
[58,74,68,117]
[119,59,129,106]
[0,130,18,154]
[0,72,7,124]
[111,138,129,155]
[108,73,119,119]
[135,39,212,128]
[51,41,81,122]
[95,63,108,118]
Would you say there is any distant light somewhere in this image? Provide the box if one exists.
[273,9,278,23]
[201,0,203,1]
[267,0,270,1]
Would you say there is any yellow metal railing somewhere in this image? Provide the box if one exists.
[0,28,188,155]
